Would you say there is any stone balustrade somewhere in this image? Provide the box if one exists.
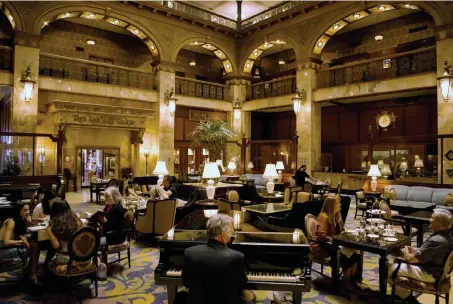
[175,76,230,101]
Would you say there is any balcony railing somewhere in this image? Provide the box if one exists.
[317,47,436,89]
[175,77,230,101]
[0,46,13,72]
[39,53,155,91]
[160,1,237,29]
[241,1,304,28]
[250,76,296,100]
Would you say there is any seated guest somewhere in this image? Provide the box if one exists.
[145,176,178,200]
[0,203,40,284]
[31,189,57,221]
[124,182,140,198]
[96,186,126,245]
[47,199,107,278]
[311,196,362,292]
[182,213,247,304]
[294,164,309,186]
[388,209,453,303]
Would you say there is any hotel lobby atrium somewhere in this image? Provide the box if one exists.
[1,1,453,303]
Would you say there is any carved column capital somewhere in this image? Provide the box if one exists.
[297,60,321,71]
[132,129,146,145]
[15,31,41,48]
[152,60,179,73]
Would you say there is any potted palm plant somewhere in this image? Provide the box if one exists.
[190,120,235,169]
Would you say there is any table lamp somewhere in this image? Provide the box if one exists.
[202,162,221,199]
[367,164,381,192]
[263,163,278,194]
[247,161,254,172]
[377,159,384,169]
[153,161,168,186]
[227,161,236,174]
[414,158,424,176]
[399,158,408,176]
[380,164,392,179]
[275,161,284,183]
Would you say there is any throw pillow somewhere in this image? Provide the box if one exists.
[356,191,364,199]
[444,193,453,206]
[382,188,397,203]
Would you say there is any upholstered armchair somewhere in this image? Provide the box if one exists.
[390,253,453,304]
[296,191,311,204]
[135,199,177,238]
[354,191,372,219]
[305,214,332,276]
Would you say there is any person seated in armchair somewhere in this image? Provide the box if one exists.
[388,208,453,304]
[294,165,309,187]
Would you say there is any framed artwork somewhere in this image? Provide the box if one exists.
[108,158,116,170]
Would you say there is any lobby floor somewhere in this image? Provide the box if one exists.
[0,189,449,303]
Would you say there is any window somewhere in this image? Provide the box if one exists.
[383,59,391,69]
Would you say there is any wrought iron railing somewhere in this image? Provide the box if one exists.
[250,76,296,100]
[161,1,237,29]
[317,47,436,89]
[39,53,155,90]
[175,77,230,101]
[241,1,304,28]
[0,46,13,71]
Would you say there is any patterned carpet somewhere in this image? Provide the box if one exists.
[0,193,442,303]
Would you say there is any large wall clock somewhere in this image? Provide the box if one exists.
[375,111,396,131]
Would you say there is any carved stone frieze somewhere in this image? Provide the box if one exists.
[225,78,252,86]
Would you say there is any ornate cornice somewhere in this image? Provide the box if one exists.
[434,22,453,40]
[297,59,321,71]
[14,31,41,48]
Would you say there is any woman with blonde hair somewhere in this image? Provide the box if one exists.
[312,195,363,293]
[96,186,126,248]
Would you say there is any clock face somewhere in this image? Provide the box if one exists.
[378,114,392,128]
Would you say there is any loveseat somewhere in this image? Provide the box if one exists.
[383,185,453,214]
[244,174,268,190]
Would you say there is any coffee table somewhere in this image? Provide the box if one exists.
[399,211,432,247]
[242,203,291,215]
[331,233,411,304]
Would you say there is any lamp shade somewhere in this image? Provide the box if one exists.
[361,161,367,169]
[380,164,392,176]
[263,164,278,179]
[414,159,424,168]
[227,161,236,171]
[153,161,168,175]
[202,162,221,179]
[377,159,384,168]
[367,165,381,177]
[275,161,285,170]
[247,161,254,170]
[400,161,408,171]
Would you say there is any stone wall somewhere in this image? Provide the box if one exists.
[40,20,153,69]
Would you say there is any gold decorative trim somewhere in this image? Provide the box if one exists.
[189,109,211,121]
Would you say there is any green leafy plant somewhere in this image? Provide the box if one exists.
[1,155,22,176]
[190,120,235,161]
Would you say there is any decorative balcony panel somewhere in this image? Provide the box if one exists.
[250,76,296,100]
[317,48,436,89]
[241,1,303,28]
[39,54,154,90]
[175,77,230,101]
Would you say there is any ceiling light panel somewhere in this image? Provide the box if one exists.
[144,39,159,56]
[249,49,263,60]
[258,42,274,50]
[369,4,395,14]
[325,20,348,36]
[313,35,330,55]
[105,17,128,28]
[244,59,255,73]
[126,25,146,39]
[222,60,232,73]
[213,49,227,60]
[57,12,80,20]
[202,44,216,51]
[80,12,104,20]
[3,7,15,29]
[345,11,369,23]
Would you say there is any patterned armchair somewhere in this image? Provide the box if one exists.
[135,199,177,238]
[391,252,453,304]
[48,226,100,298]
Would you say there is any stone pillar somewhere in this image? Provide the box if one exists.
[295,63,321,175]
[153,62,176,175]
[226,79,250,173]
[436,33,453,184]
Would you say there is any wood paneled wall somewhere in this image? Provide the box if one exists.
[174,106,227,141]
[321,95,437,145]
[251,111,297,140]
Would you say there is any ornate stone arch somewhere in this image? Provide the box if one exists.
[0,1,24,32]
[171,37,236,75]
[240,33,300,74]
[32,4,163,60]
[308,2,443,58]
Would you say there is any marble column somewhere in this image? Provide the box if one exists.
[153,62,176,175]
[436,33,453,184]
[295,63,321,175]
[226,79,250,174]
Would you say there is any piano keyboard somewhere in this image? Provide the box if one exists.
[165,268,300,283]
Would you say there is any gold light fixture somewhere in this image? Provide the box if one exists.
[20,66,36,102]
[86,39,95,45]
[374,34,384,41]
[292,89,305,115]
[189,45,196,66]
[233,99,242,121]
[438,61,453,102]
[165,88,178,115]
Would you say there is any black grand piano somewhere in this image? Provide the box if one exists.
[155,210,311,304]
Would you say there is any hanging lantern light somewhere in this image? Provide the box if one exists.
[20,66,36,102]
[292,89,305,115]
[233,99,242,121]
[438,61,453,102]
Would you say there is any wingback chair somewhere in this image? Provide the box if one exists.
[296,191,311,204]
[135,199,177,237]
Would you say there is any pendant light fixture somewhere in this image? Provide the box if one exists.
[374,14,384,41]
[278,44,285,65]
[189,45,196,66]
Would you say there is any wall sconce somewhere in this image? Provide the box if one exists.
[233,99,242,121]
[438,61,452,102]
[143,148,150,175]
[292,89,305,115]
[20,66,36,102]
[165,87,177,115]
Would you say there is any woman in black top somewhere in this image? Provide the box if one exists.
[294,164,310,186]
[97,186,126,246]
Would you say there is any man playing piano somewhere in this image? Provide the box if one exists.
[182,213,248,304]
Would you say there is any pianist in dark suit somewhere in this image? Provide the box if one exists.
[182,213,248,304]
